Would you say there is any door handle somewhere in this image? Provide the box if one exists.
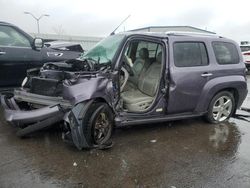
[201,72,213,77]
[0,51,6,55]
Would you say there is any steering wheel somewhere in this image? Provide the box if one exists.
[123,55,135,76]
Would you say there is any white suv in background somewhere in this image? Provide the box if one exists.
[240,41,250,71]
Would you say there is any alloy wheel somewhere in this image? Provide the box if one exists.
[212,96,233,122]
[93,112,111,144]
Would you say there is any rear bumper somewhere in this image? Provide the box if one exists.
[1,93,65,127]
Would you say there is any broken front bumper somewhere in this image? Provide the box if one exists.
[1,92,98,150]
[1,93,66,127]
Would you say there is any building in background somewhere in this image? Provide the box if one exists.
[129,26,216,34]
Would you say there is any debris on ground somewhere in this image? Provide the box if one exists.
[234,109,250,122]
[95,140,113,150]
[150,139,157,143]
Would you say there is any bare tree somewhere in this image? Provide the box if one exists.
[52,25,66,36]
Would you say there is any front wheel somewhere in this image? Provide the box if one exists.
[205,91,235,124]
[82,102,114,148]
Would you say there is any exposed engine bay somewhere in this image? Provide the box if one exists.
[23,59,111,97]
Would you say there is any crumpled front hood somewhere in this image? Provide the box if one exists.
[23,58,115,102]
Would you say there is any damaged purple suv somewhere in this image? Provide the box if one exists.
[1,32,248,150]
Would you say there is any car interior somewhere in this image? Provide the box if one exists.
[119,40,163,112]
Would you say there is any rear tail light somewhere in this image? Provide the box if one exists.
[243,52,250,55]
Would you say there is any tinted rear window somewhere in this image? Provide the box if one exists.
[173,42,208,67]
[212,42,239,64]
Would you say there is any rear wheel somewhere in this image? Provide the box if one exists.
[205,91,235,123]
[83,102,114,147]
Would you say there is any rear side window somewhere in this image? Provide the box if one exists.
[174,42,208,67]
[212,42,239,64]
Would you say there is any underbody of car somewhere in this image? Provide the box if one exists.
[1,32,248,150]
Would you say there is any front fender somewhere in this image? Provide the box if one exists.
[195,75,248,113]
[62,76,114,106]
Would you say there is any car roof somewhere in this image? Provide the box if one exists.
[118,31,240,46]
[120,31,224,40]
[0,21,14,26]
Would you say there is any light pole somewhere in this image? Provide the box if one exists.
[24,12,49,34]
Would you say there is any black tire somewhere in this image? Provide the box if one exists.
[82,102,114,147]
[205,91,235,124]
[247,68,250,75]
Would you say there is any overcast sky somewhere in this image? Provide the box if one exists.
[1,0,250,43]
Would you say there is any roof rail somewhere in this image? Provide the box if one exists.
[165,31,222,38]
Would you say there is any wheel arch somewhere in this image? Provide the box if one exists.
[75,97,114,113]
[195,76,246,113]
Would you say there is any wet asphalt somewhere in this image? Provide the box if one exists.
[0,77,250,188]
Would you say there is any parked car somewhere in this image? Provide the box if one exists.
[240,43,250,71]
[1,32,248,150]
[44,41,84,53]
[0,21,82,87]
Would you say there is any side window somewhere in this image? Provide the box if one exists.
[123,40,163,78]
[0,25,31,47]
[0,31,12,46]
[212,42,239,64]
[136,42,159,58]
[174,42,208,67]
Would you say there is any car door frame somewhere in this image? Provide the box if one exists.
[113,35,169,122]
